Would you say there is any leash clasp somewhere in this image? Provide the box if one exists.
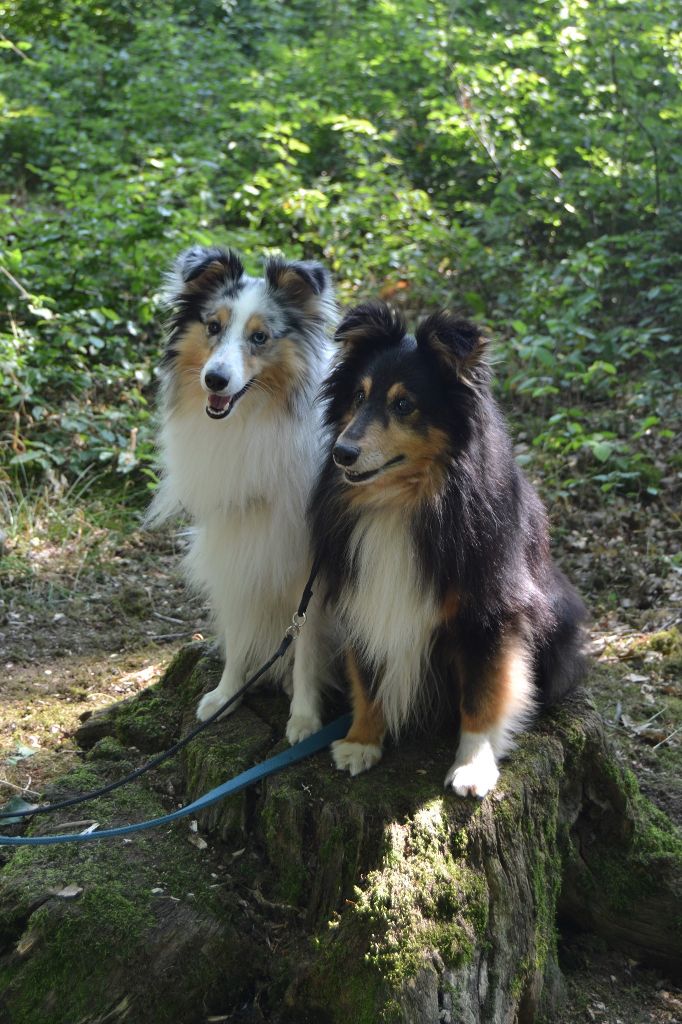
[286,611,307,639]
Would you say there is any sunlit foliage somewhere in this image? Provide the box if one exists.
[1,0,680,495]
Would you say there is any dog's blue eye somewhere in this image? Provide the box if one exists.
[394,396,414,416]
[251,331,268,346]
[207,321,221,336]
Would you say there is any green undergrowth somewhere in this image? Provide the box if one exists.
[2,0,681,507]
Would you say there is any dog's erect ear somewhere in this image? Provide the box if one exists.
[335,301,407,353]
[415,311,487,378]
[265,257,337,328]
[166,245,244,302]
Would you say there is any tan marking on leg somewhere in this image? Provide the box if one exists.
[459,632,532,734]
[344,649,385,746]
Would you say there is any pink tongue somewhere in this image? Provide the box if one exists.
[208,394,230,411]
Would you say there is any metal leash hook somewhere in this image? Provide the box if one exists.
[285,611,307,640]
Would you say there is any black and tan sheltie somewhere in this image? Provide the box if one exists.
[310,302,586,797]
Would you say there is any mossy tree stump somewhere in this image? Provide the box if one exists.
[1,642,680,1024]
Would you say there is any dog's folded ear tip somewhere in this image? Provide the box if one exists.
[170,245,245,290]
[335,300,406,350]
[297,261,331,295]
[264,256,333,300]
[415,311,487,371]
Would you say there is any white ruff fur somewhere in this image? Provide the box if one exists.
[152,395,319,651]
[339,511,440,737]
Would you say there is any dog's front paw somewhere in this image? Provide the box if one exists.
[196,687,241,723]
[331,739,382,777]
[286,712,322,745]
[444,755,499,799]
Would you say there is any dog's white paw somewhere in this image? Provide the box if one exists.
[331,740,382,777]
[444,756,499,799]
[286,712,322,745]
[196,687,241,723]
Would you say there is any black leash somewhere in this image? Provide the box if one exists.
[1,556,322,821]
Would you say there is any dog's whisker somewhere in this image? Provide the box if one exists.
[251,380,276,399]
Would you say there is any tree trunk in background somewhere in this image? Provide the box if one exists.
[1,642,680,1024]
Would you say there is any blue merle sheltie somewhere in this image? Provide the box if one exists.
[310,302,587,797]
[148,245,337,742]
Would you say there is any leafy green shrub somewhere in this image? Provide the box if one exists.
[1,0,680,497]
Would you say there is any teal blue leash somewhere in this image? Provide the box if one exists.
[0,713,351,847]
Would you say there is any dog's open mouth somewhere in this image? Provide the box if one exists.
[343,455,405,484]
[206,382,251,420]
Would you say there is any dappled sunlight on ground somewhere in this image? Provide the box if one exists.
[0,647,175,799]
[0,514,209,800]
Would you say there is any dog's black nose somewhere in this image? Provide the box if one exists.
[333,441,360,467]
[205,371,230,393]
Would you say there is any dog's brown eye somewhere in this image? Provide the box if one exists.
[394,396,414,416]
[251,330,268,346]
[207,321,221,336]
[353,390,365,408]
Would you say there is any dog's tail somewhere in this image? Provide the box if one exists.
[534,567,589,705]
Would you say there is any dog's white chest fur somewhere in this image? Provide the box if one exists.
[151,394,316,525]
[149,395,323,670]
[339,511,439,735]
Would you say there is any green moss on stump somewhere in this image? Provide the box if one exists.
[183,704,272,844]
[157,640,207,699]
[86,735,130,761]
[556,695,682,978]
[354,803,488,986]
[111,685,181,752]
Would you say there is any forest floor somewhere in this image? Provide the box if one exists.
[0,483,680,1024]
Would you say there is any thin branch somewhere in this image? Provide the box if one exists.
[0,264,32,301]
[652,727,681,752]
[0,32,34,63]
[0,778,42,797]
[455,83,503,178]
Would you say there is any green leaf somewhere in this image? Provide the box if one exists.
[9,451,49,466]
[591,441,613,463]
